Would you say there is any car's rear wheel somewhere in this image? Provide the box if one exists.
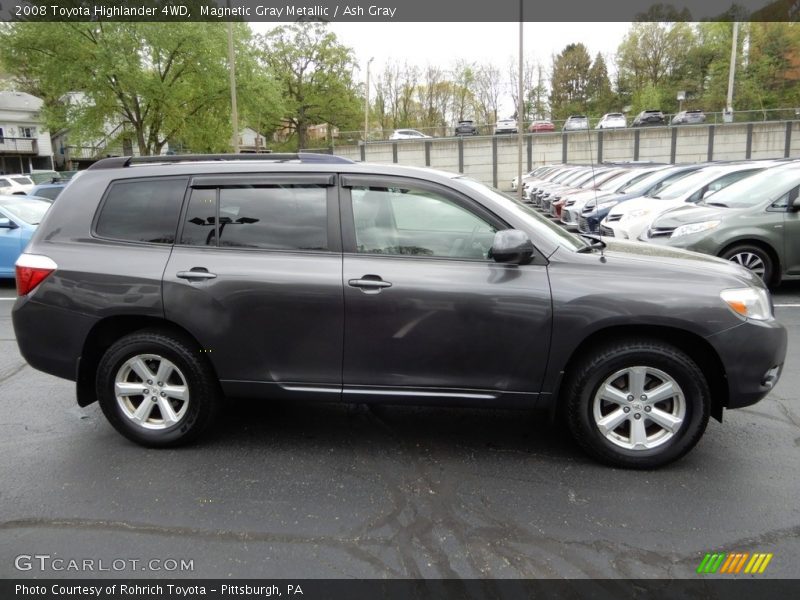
[565,340,710,469]
[96,330,221,447]
[720,244,774,285]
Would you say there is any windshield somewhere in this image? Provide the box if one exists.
[610,169,657,192]
[699,167,800,208]
[12,177,33,185]
[573,169,611,188]
[458,178,589,252]
[548,169,576,183]
[0,198,50,224]
[622,167,685,195]
[653,168,725,199]
[597,170,637,191]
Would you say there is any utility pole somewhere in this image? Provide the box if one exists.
[364,57,374,144]
[725,21,739,123]
[517,7,524,202]
[227,20,240,153]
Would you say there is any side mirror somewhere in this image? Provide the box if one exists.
[490,230,535,265]
[792,196,800,212]
[0,217,18,229]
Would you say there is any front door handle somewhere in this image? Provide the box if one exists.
[348,275,392,293]
[177,268,217,281]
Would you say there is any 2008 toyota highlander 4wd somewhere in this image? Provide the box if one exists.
[12,154,787,468]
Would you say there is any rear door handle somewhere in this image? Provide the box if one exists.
[177,269,217,281]
[348,276,392,293]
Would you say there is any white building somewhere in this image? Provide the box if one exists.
[0,91,54,174]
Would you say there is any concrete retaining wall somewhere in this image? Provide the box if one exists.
[329,121,800,190]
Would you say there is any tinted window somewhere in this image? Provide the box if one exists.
[96,178,187,244]
[181,185,328,251]
[351,186,496,259]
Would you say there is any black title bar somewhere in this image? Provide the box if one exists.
[1,0,798,22]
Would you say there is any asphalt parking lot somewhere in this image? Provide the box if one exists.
[0,277,798,579]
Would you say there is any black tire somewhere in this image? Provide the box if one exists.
[564,339,710,469]
[720,244,775,286]
[96,329,221,447]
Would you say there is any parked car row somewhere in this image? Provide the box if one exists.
[387,110,708,140]
[519,159,800,287]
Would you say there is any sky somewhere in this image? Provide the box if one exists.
[249,22,633,115]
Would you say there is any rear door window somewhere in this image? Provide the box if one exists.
[181,183,330,251]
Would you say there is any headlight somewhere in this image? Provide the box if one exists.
[622,208,651,221]
[670,220,720,238]
[720,287,772,320]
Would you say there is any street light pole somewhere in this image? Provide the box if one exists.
[364,57,374,144]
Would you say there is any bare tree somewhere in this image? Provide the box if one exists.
[473,62,503,126]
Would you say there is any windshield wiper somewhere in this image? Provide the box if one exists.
[704,201,729,208]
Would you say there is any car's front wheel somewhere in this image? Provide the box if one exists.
[720,244,775,285]
[565,339,710,468]
[96,330,221,447]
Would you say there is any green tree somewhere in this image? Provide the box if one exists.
[450,60,476,122]
[0,21,277,155]
[549,43,592,120]
[587,53,616,116]
[739,23,800,113]
[527,62,550,120]
[616,21,697,113]
[258,23,361,149]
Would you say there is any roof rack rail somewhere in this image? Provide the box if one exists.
[87,152,355,170]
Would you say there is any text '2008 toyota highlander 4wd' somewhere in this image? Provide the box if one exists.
[12,154,787,468]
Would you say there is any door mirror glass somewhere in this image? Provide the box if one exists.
[490,230,534,265]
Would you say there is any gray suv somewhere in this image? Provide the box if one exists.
[12,154,787,468]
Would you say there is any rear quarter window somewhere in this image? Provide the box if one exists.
[95,177,188,244]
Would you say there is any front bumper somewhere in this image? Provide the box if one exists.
[562,207,580,226]
[706,318,787,409]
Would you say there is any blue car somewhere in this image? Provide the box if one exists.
[0,196,50,278]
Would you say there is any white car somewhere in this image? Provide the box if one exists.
[600,163,770,240]
[512,166,552,191]
[596,113,627,129]
[494,119,518,134]
[0,174,34,195]
[389,129,431,140]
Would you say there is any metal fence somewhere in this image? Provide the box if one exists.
[332,107,800,144]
